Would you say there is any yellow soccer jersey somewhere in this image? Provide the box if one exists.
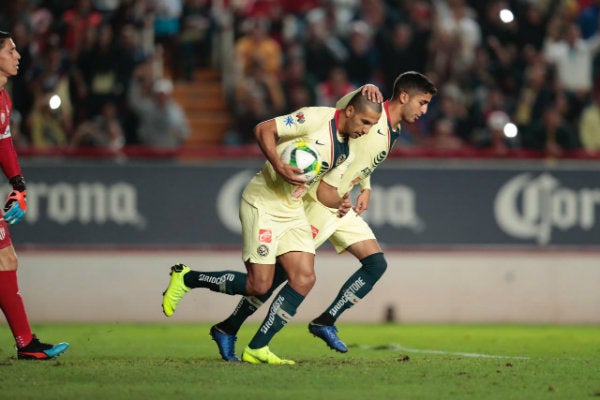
[321,101,400,196]
[242,107,353,216]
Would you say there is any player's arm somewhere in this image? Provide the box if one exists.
[354,176,372,214]
[335,84,383,109]
[316,181,352,217]
[0,136,27,224]
[254,119,307,185]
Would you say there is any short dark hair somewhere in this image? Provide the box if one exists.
[0,31,11,50]
[348,91,383,114]
[391,71,437,99]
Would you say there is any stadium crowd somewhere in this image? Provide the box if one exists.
[2,0,600,158]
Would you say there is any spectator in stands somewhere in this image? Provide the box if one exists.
[114,22,149,145]
[227,56,286,145]
[179,0,214,80]
[302,9,347,82]
[426,83,473,144]
[315,66,356,107]
[151,0,183,80]
[424,117,465,151]
[234,17,282,78]
[513,59,556,136]
[353,0,401,57]
[433,0,481,78]
[522,101,581,158]
[71,100,125,152]
[343,20,379,86]
[128,61,189,148]
[27,39,74,141]
[578,84,600,153]
[280,53,317,112]
[74,23,121,120]
[26,91,69,148]
[7,19,35,136]
[515,2,549,52]
[60,0,103,61]
[543,20,600,125]
[578,0,600,39]
[378,22,422,98]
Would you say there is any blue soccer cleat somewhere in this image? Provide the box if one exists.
[17,335,70,360]
[308,322,348,353]
[210,325,240,362]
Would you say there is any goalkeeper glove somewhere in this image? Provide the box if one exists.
[4,175,27,225]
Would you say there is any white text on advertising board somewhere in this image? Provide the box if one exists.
[494,173,600,245]
[16,182,145,227]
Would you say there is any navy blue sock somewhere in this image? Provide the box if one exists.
[248,284,304,349]
[313,252,387,325]
[184,270,248,295]
[217,263,288,335]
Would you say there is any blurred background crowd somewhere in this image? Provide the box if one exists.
[3,0,600,158]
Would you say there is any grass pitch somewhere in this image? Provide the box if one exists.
[0,323,598,400]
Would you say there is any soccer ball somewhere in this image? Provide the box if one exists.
[280,140,322,182]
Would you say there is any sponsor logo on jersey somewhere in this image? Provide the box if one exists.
[258,229,272,243]
[257,244,269,257]
[291,185,307,199]
[0,125,11,139]
[373,151,387,168]
[283,115,294,126]
[315,139,325,145]
[0,111,5,126]
[0,227,5,240]
[295,112,305,124]
[310,225,319,239]
[377,129,385,135]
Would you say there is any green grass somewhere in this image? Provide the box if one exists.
[0,323,599,399]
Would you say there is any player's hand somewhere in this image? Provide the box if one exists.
[361,84,383,104]
[353,189,371,215]
[276,162,308,186]
[337,192,352,218]
[3,175,27,225]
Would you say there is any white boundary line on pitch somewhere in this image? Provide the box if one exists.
[361,344,530,359]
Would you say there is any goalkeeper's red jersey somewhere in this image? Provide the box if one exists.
[0,88,22,180]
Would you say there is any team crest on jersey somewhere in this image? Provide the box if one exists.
[257,244,269,257]
[361,166,372,178]
[258,229,272,243]
[335,154,347,166]
[295,112,305,124]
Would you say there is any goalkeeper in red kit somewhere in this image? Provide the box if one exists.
[0,30,69,359]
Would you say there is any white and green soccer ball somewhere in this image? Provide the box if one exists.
[280,140,322,181]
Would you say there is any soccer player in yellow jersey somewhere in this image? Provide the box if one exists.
[162,92,382,364]
[207,71,437,359]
